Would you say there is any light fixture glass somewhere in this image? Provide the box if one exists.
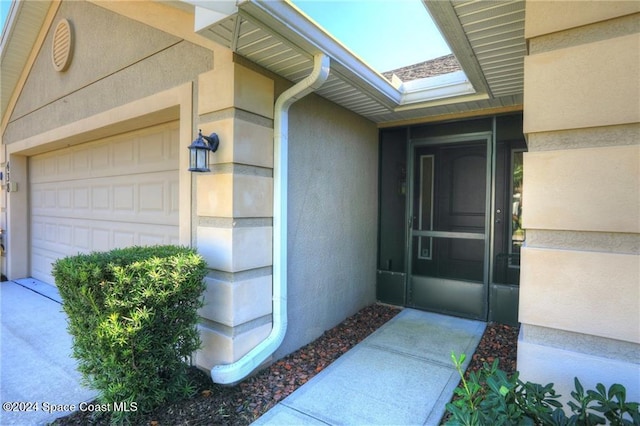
[188,130,219,172]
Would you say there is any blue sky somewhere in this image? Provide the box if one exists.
[1,1,10,37]
[0,0,451,74]
[291,0,451,72]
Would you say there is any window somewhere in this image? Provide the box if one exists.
[509,150,524,267]
[418,155,434,259]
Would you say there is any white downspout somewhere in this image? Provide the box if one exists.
[211,53,331,384]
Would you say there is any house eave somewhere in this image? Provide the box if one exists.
[186,0,482,112]
[0,0,53,128]
[187,0,525,125]
[241,0,403,108]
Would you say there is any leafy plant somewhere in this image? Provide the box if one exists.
[53,245,207,424]
[445,351,639,426]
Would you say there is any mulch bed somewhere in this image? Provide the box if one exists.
[52,304,519,426]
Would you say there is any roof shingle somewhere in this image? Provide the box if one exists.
[382,53,461,82]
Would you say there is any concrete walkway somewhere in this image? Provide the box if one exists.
[0,280,97,425]
[253,308,486,426]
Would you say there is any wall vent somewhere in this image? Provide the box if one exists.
[51,19,73,72]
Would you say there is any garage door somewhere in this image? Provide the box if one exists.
[29,122,180,285]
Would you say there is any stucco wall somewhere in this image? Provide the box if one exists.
[275,93,378,358]
[520,1,640,401]
[524,1,640,39]
[3,0,212,144]
[2,0,217,277]
[191,62,276,369]
[194,59,378,367]
[522,6,640,346]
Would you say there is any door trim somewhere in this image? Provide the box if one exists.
[405,131,494,320]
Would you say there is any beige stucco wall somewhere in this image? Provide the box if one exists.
[525,1,640,39]
[521,248,639,343]
[3,1,213,145]
[2,1,215,279]
[524,145,640,234]
[523,33,639,134]
[192,61,275,369]
[520,0,640,394]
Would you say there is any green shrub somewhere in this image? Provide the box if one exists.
[53,245,207,424]
[446,352,640,426]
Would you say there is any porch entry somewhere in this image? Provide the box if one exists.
[408,133,491,320]
[376,114,525,324]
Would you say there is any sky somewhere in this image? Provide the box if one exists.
[291,0,451,72]
[0,0,451,74]
[0,1,9,39]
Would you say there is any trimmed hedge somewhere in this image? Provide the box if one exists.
[53,245,207,423]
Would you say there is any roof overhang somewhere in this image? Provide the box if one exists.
[1,1,52,125]
[188,0,524,125]
[424,0,526,99]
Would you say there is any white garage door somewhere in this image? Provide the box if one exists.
[29,122,180,285]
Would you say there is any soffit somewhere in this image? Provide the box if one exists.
[426,0,526,99]
[0,1,52,122]
[204,2,402,112]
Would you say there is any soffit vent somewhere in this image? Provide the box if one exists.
[51,19,73,72]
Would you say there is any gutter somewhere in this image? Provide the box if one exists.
[239,0,401,108]
[188,0,401,109]
[210,53,330,384]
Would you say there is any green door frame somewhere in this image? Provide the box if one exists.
[405,125,497,321]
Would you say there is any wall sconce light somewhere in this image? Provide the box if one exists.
[188,129,219,172]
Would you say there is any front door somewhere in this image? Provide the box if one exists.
[407,133,492,320]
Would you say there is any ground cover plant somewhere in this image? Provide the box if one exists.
[446,353,640,426]
[52,245,207,424]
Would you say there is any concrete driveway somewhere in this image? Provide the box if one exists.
[0,279,97,425]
